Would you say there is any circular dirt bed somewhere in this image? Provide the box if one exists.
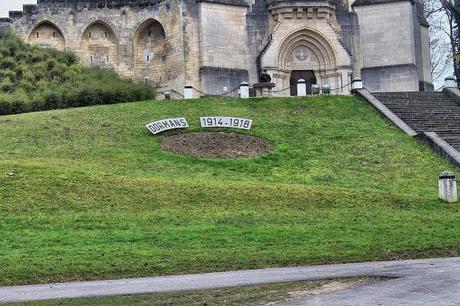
[160,132,273,159]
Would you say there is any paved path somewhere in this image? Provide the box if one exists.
[1,257,459,305]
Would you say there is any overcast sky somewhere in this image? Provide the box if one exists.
[0,0,36,18]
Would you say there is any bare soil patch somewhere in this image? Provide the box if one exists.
[160,132,273,158]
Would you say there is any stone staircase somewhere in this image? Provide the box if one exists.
[371,92,460,152]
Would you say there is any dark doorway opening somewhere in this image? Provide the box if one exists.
[290,70,317,96]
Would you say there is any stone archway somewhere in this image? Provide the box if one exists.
[261,26,352,96]
[277,29,337,95]
[29,21,65,51]
[81,21,118,69]
[133,19,167,85]
[277,29,337,72]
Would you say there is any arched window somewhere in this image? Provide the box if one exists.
[133,19,167,82]
[81,21,118,67]
[29,21,65,50]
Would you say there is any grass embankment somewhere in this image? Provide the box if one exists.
[0,96,459,286]
[0,31,154,115]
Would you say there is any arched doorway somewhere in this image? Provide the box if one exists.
[290,70,317,96]
[273,29,339,96]
[133,19,167,85]
[29,21,65,51]
[81,21,118,68]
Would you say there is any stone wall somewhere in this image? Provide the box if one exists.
[353,0,433,92]
[11,1,186,93]
[246,0,270,84]
[200,66,249,96]
[419,25,433,90]
[8,0,434,96]
[362,65,419,92]
[0,18,12,31]
[198,2,250,94]
[355,1,416,68]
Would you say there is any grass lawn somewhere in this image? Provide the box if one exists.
[0,96,459,286]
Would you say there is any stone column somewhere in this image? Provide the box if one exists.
[350,12,363,87]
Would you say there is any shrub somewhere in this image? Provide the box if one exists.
[0,31,156,115]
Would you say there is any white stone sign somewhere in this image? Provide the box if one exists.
[200,117,253,130]
[145,118,189,135]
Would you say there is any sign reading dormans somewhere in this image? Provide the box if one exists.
[145,118,189,135]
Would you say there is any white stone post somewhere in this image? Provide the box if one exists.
[444,77,457,88]
[297,79,307,96]
[184,85,194,99]
[240,82,249,99]
[439,171,457,203]
[352,79,363,90]
[311,84,320,95]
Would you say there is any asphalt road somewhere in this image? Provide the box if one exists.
[1,257,459,305]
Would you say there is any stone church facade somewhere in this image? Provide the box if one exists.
[5,0,433,97]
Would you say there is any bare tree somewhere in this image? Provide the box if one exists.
[439,0,460,82]
[423,0,455,87]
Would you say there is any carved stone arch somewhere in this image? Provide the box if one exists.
[28,20,66,51]
[132,18,168,85]
[80,20,119,69]
[277,28,338,72]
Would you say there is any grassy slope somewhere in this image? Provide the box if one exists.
[0,96,459,286]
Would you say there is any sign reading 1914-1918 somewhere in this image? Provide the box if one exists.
[200,117,252,130]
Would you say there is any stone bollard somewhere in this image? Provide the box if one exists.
[322,84,331,95]
[352,79,363,90]
[439,171,457,203]
[184,85,193,99]
[297,79,307,97]
[311,84,320,95]
[240,82,249,99]
[444,76,457,89]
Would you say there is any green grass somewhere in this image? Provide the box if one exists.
[8,277,382,305]
[0,96,459,286]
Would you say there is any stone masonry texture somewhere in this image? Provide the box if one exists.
[6,0,433,96]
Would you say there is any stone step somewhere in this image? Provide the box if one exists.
[371,91,460,151]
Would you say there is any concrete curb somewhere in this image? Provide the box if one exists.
[356,89,417,137]
[443,87,460,106]
[416,132,460,168]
